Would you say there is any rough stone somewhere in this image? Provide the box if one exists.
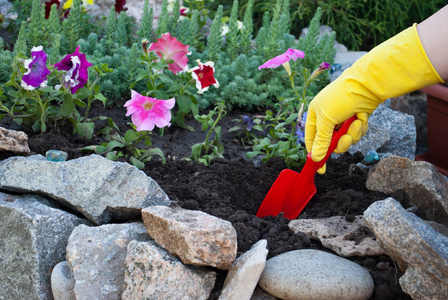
[288,216,385,257]
[66,222,151,300]
[364,198,448,300]
[0,127,30,153]
[142,206,237,270]
[51,261,76,300]
[122,240,216,300]
[339,104,416,159]
[0,192,89,300]
[219,239,269,300]
[0,154,170,224]
[366,155,448,226]
[259,249,374,300]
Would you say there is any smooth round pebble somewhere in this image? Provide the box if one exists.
[258,249,374,300]
[51,261,76,300]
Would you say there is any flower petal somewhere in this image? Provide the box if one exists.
[124,90,174,131]
[148,33,190,75]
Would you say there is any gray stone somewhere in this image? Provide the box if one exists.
[0,192,89,300]
[66,222,150,300]
[363,198,448,300]
[340,104,416,159]
[258,249,374,300]
[0,127,30,153]
[142,206,237,270]
[122,240,216,300]
[366,155,448,226]
[250,286,280,300]
[289,216,385,257]
[219,239,268,300]
[0,155,170,224]
[51,261,75,300]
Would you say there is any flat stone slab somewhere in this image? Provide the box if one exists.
[0,154,170,224]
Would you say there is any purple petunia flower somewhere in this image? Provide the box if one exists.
[242,115,253,132]
[295,111,307,145]
[21,46,51,91]
[54,46,92,94]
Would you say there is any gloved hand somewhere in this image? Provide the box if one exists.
[305,24,444,174]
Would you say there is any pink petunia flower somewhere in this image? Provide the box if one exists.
[53,46,92,94]
[258,48,305,76]
[124,90,175,132]
[21,46,51,91]
[309,61,331,80]
[148,33,190,75]
[190,59,219,94]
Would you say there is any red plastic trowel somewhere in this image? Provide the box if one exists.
[256,115,357,219]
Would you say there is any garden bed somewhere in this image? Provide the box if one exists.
[0,104,411,300]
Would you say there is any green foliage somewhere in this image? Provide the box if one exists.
[81,121,166,169]
[27,0,45,49]
[156,0,169,37]
[211,0,446,50]
[13,21,27,56]
[226,1,240,60]
[205,5,223,61]
[137,0,154,42]
[61,0,82,53]
[186,100,226,166]
[102,7,118,54]
[240,0,254,54]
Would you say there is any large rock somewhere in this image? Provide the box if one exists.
[66,222,150,300]
[0,127,30,153]
[289,216,385,257]
[122,240,216,300]
[142,206,237,270]
[258,249,374,300]
[0,192,89,300]
[366,155,448,226]
[0,155,170,224]
[364,198,448,299]
[340,104,416,159]
[219,239,268,300]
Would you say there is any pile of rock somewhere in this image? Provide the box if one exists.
[1,150,448,299]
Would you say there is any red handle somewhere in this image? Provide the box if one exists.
[306,115,357,169]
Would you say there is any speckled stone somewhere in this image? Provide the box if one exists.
[122,240,216,300]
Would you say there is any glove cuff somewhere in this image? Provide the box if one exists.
[344,24,444,105]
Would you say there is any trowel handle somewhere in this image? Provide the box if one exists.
[307,115,357,169]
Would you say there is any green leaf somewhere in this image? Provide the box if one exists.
[94,93,107,107]
[39,86,54,93]
[285,113,298,124]
[124,130,139,143]
[246,151,261,159]
[130,156,145,169]
[58,94,75,117]
[74,98,87,108]
[106,151,118,161]
[105,140,125,152]
[142,148,166,164]
[75,87,91,99]
[177,95,192,114]
[76,122,95,139]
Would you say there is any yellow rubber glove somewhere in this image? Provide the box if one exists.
[305,24,444,174]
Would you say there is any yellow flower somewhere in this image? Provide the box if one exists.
[63,0,94,9]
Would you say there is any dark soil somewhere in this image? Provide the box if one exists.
[0,104,412,300]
